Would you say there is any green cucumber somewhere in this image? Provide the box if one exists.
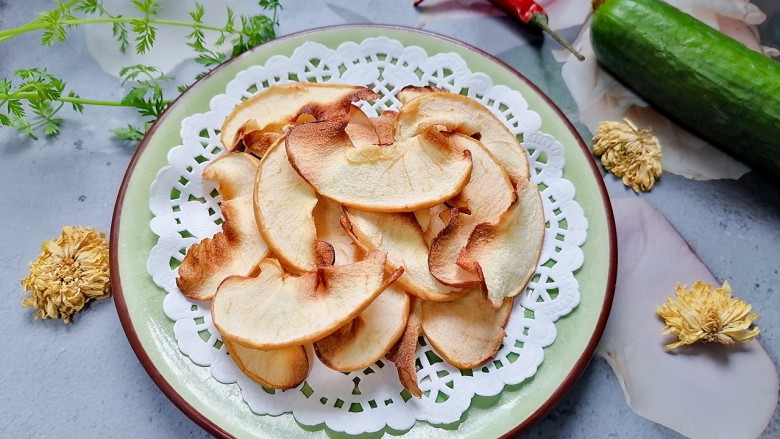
[591,0,780,180]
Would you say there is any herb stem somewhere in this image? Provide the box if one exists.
[0,92,172,108]
[0,17,232,40]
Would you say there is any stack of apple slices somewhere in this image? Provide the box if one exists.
[176,82,545,396]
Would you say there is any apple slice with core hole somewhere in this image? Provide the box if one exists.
[212,251,401,350]
[286,118,473,213]
[457,178,545,308]
[395,91,530,185]
[254,136,319,272]
[223,338,312,390]
[221,83,378,151]
[342,208,462,302]
[421,288,512,369]
[314,285,410,372]
[176,152,269,301]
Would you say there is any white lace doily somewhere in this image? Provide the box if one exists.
[147,37,587,434]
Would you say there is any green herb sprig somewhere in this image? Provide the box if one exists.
[0,0,281,140]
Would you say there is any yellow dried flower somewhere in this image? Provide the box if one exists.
[657,281,759,350]
[592,119,662,192]
[21,226,111,324]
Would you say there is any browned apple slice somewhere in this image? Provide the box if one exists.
[212,251,401,350]
[312,199,410,372]
[221,83,378,151]
[428,134,516,286]
[345,105,379,147]
[314,285,410,372]
[413,209,431,235]
[386,297,423,398]
[286,118,473,213]
[223,338,312,390]
[370,110,397,145]
[230,120,281,156]
[421,288,512,369]
[313,197,358,266]
[176,152,269,301]
[457,178,545,308]
[342,208,462,302]
[254,136,319,272]
[201,150,258,199]
[395,91,530,185]
[416,204,450,247]
[396,85,445,104]
[243,131,281,157]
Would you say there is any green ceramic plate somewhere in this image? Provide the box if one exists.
[111,25,616,439]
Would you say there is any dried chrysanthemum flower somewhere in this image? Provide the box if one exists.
[21,226,111,324]
[592,119,662,192]
[657,281,759,350]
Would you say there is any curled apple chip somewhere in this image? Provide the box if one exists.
[395,91,530,185]
[457,178,545,308]
[345,105,379,147]
[201,150,258,199]
[429,134,516,286]
[254,136,319,272]
[370,110,397,145]
[313,200,410,372]
[176,152,269,301]
[396,85,446,105]
[313,197,359,266]
[231,119,281,156]
[221,83,378,151]
[421,289,512,369]
[212,251,401,350]
[286,118,473,213]
[342,208,462,302]
[179,81,548,396]
[386,297,423,398]
[314,285,410,372]
[416,204,450,247]
[223,338,312,390]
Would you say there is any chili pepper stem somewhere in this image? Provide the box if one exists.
[414,1,584,61]
[529,13,585,61]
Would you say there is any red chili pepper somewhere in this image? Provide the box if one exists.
[414,0,585,61]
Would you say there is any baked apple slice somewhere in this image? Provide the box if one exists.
[386,297,423,398]
[314,285,410,372]
[176,152,269,301]
[223,338,312,390]
[221,83,378,150]
[286,118,472,213]
[395,91,531,185]
[342,208,463,302]
[254,136,319,272]
[396,85,445,104]
[421,288,512,369]
[428,133,516,287]
[370,110,397,145]
[457,178,545,308]
[212,251,400,350]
